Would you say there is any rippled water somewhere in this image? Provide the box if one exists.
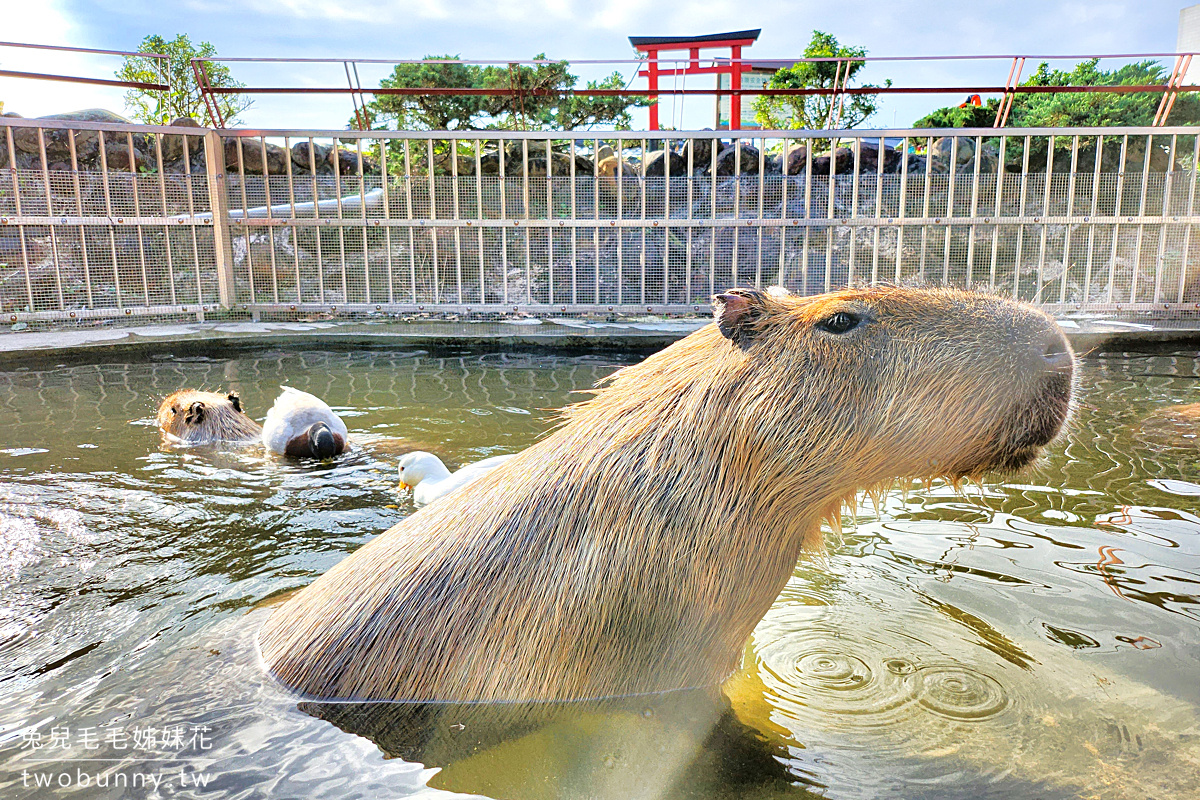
[0,346,1198,799]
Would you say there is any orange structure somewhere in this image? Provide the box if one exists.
[629,30,760,130]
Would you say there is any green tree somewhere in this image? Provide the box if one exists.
[116,34,252,126]
[479,56,647,130]
[914,59,1200,128]
[753,31,891,131]
[912,98,1000,129]
[367,56,488,131]
[363,55,647,131]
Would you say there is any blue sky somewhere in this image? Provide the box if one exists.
[0,1,1195,130]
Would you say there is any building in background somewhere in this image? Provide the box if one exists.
[1179,4,1200,84]
[716,60,790,129]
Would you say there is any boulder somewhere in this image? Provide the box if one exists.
[684,136,722,170]
[597,156,639,179]
[103,141,143,171]
[783,145,809,175]
[291,141,331,172]
[809,147,855,175]
[931,136,976,165]
[713,143,761,176]
[327,146,363,175]
[857,142,904,174]
[162,117,203,162]
[225,138,290,174]
[643,149,688,177]
[11,109,131,164]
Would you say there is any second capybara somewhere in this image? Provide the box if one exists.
[259,286,1075,703]
[1140,402,1200,448]
[156,389,262,445]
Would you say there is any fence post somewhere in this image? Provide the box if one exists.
[203,129,236,308]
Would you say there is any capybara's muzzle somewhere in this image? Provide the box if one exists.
[995,317,1075,465]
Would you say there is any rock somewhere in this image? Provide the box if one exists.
[103,141,144,171]
[476,147,592,176]
[809,147,855,175]
[163,117,203,162]
[595,144,615,162]
[225,138,290,174]
[902,154,928,174]
[597,155,638,178]
[932,137,975,165]
[327,147,363,175]
[291,141,331,172]
[857,142,904,174]
[643,149,688,177]
[684,136,722,170]
[572,154,596,175]
[713,144,761,176]
[13,109,132,165]
[783,145,809,175]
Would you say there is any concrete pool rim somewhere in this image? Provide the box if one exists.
[1,317,1198,366]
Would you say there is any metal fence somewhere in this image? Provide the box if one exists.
[4,117,1200,329]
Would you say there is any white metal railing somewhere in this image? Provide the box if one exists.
[3,117,1200,327]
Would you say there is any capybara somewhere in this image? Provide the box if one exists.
[1140,402,1200,448]
[259,286,1075,703]
[157,389,262,445]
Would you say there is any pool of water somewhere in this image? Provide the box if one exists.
[0,345,1197,799]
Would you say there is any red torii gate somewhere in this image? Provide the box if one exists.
[629,29,761,130]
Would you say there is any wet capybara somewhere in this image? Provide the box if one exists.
[156,389,262,446]
[259,286,1075,703]
[1140,402,1200,448]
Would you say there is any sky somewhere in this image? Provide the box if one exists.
[0,0,1196,131]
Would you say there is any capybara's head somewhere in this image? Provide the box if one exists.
[708,286,1073,483]
[581,286,1074,514]
[157,389,262,445]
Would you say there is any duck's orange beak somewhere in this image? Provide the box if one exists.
[398,480,409,491]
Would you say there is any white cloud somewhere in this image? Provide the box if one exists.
[0,2,127,118]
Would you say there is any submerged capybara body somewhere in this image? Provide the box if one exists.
[1140,402,1200,448]
[157,389,262,445]
[260,286,1075,703]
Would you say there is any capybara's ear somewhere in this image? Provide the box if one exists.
[227,392,243,413]
[713,288,770,346]
[186,401,206,425]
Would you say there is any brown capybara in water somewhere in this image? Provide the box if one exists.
[157,389,262,445]
[259,286,1075,703]
[1140,402,1200,448]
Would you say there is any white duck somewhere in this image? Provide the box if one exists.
[397,451,515,507]
[262,387,350,459]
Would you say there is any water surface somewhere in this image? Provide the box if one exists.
[0,346,1197,799]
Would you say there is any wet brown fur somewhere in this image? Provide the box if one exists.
[157,389,263,445]
[259,286,1074,703]
[1139,402,1200,448]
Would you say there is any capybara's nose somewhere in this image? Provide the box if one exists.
[1037,326,1073,374]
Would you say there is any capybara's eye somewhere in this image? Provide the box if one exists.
[816,311,861,335]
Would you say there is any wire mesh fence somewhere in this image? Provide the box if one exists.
[4,118,1200,330]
